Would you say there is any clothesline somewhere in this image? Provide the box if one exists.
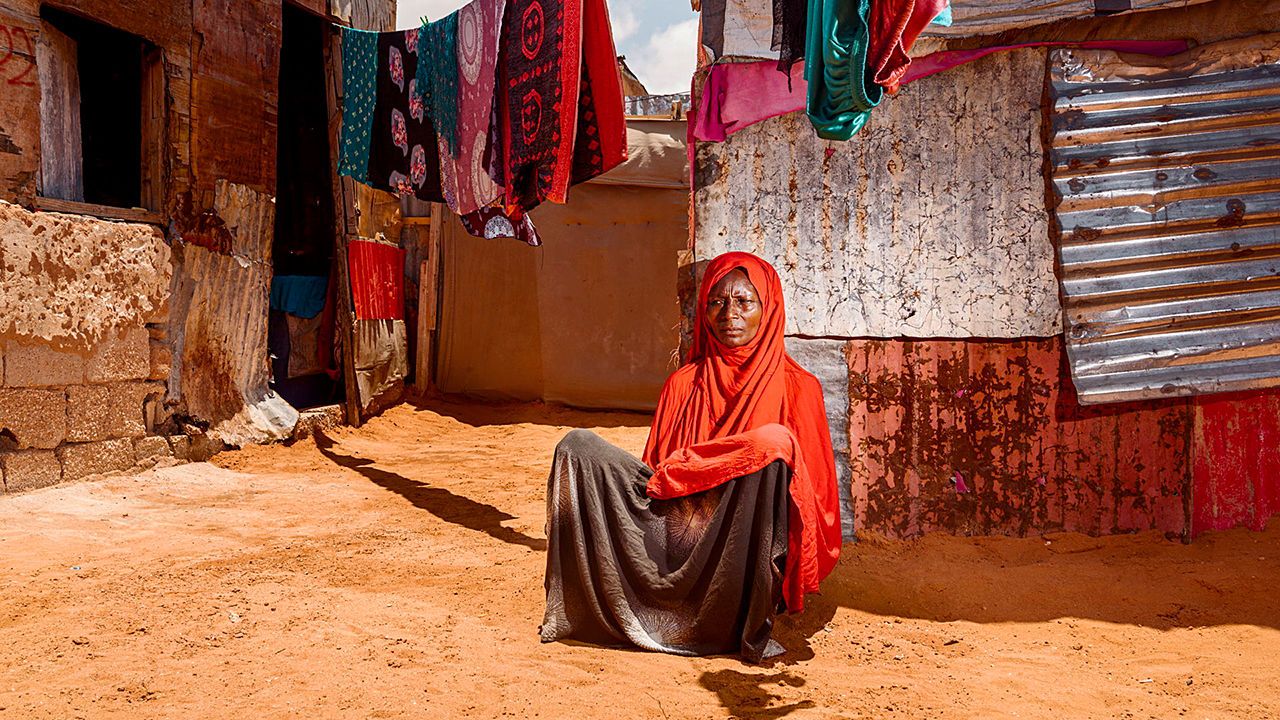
[335,0,627,247]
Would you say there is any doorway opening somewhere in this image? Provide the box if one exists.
[269,2,343,411]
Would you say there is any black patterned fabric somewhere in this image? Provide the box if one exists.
[366,27,444,202]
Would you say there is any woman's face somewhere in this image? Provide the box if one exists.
[705,268,763,348]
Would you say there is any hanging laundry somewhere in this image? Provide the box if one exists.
[695,39,1190,143]
[347,240,406,321]
[701,0,786,62]
[804,0,881,140]
[418,13,461,156]
[338,0,624,247]
[868,0,949,93]
[459,206,543,247]
[418,0,505,216]
[772,0,806,71]
[339,26,445,202]
[898,39,1190,85]
[338,27,378,184]
[496,0,627,210]
[695,60,805,142]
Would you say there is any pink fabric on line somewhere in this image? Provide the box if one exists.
[692,39,1192,143]
[693,61,806,142]
[899,39,1190,85]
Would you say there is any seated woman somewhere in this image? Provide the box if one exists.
[540,252,841,661]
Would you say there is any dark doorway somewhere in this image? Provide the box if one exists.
[269,3,343,411]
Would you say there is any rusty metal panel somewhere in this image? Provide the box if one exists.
[924,0,1214,38]
[170,181,298,443]
[847,337,1193,540]
[695,49,1061,339]
[1049,34,1280,405]
[1192,389,1280,536]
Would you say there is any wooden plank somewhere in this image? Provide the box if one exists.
[140,45,166,212]
[36,21,83,202]
[33,196,165,226]
[415,209,442,391]
[324,28,362,427]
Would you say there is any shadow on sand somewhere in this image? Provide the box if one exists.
[408,395,652,429]
[314,431,547,552]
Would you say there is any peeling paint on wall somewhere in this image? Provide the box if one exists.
[847,337,1192,540]
[0,201,170,350]
[695,50,1062,339]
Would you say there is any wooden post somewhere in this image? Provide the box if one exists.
[323,28,363,427]
[416,204,443,392]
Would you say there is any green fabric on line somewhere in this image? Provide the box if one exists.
[416,14,460,156]
[339,26,378,182]
[803,0,882,141]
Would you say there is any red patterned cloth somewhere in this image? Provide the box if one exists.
[497,0,626,210]
[347,240,405,320]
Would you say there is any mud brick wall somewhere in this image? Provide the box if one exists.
[0,202,181,493]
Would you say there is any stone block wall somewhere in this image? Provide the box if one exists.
[0,204,177,494]
[0,332,182,493]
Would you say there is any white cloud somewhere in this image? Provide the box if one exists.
[632,19,697,95]
[606,0,640,44]
[395,0,468,28]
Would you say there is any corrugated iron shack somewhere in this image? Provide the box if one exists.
[693,0,1280,540]
[0,0,405,493]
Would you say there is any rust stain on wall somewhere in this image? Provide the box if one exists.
[847,337,1193,539]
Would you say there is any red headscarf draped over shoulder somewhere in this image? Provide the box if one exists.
[643,252,841,612]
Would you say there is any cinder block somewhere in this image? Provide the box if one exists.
[1,450,63,492]
[86,327,149,383]
[133,435,171,463]
[66,382,156,442]
[167,434,191,461]
[148,339,172,381]
[0,387,67,449]
[58,438,134,481]
[3,340,85,387]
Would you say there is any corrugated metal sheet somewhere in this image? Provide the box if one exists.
[695,49,1061,338]
[924,0,1214,38]
[170,181,298,444]
[1049,34,1280,405]
[785,338,854,541]
[846,337,1192,540]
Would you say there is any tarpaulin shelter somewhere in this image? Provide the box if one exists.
[434,118,690,411]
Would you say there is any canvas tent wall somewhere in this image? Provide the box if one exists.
[435,120,689,411]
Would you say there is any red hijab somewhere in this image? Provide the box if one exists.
[643,252,841,612]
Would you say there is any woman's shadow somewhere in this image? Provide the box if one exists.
[313,430,547,552]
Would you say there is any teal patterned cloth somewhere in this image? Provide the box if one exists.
[339,26,378,183]
[803,0,882,141]
[416,14,460,156]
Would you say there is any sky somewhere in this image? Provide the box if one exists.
[394,0,698,94]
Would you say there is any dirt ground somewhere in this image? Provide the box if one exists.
[2,400,1278,719]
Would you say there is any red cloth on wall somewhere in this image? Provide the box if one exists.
[347,240,405,320]
[643,252,841,613]
[868,0,949,92]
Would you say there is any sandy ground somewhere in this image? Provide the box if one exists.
[1,400,1279,719]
